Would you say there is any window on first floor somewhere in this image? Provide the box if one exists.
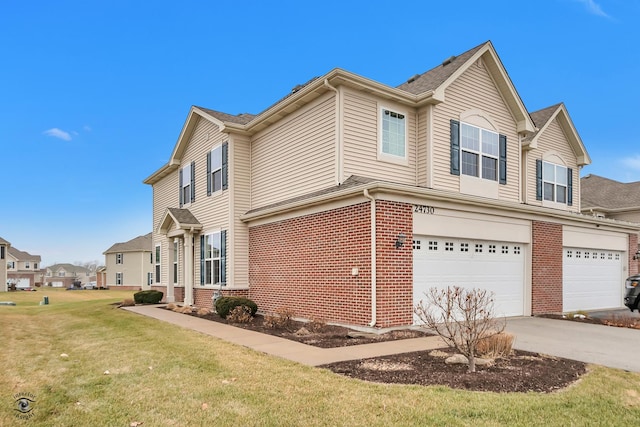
[147,272,153,286]
[116,272,123,285]
[116,253,123,264]
[155,245,161,283]
[200,230,226,286]
[173,241,178,284]
[380,108,407,159]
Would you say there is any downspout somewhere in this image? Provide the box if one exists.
[323,79,342,184]
[363,189,377,327]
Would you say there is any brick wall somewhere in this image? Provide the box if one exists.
[629,233,639,277]
[248,201,413,327]
[193,288,249,309]
[531,221,563,314]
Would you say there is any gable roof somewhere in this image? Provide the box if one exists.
[8,247,41,262]
[524,103,590,166]
[0,236,10,246]
[158,208,203,234]
[103,232,152,254]
[45,263,91,274]
[581,174,640,212]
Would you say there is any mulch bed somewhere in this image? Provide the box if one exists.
[163,307,588,393]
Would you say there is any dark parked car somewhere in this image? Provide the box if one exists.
[624,275,640,311]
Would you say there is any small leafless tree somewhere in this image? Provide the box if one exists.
[414,286,506,373]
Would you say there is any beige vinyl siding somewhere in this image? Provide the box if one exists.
[526,118,580,213]
[417,107,428,186]
[106,251,150,287]
[342,90,417,184]
[152,171,178,286]
[230,135,251,287]
[432,58,520,202]
[250,93,336,209]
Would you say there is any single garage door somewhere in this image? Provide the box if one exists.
[15,278,31,289]
[563,248,623,312]
[413,236,525,320]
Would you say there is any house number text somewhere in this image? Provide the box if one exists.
[414,205,435,214]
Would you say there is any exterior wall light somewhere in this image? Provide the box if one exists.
[395,233,406,249]
[633,251,640,261]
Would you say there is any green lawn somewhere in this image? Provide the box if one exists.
[1,289,639,426]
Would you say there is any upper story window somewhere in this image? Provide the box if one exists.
[25,262,30,269]
[33,263,37,270]
[536,159,573,206]
[179,162,195,207]
[0,246,4,260]
[58,271,65,277]
[461,123,499,181]
[543,161,569,203]
[116,253,123,264]
[380,108,406,159]
[450,120,507,185]
[207,142,228,195]
[7,261,15,269]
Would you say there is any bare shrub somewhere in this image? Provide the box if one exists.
[307,318,327,333]
[166,303,177,310]
[602,314,640,329]
[178,305,193,314]
[196,307,211,316]
[226,306,253,324]
[414,286,506,373]
[121,299,135,307]
[264,308,295,330]
[476,332,514,358]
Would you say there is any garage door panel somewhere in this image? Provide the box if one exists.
[413,237,525,319]
[563,248,623,311]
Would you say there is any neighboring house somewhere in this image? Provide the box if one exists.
[581,174,640,259]
[44,264,93,288]
[7,247,43,289]
[0,237,9,292]
[144,41,639,328]
[96,266,107,289]
[102,233,153,290]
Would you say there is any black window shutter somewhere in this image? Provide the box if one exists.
[190,161,196,202]
[222,142,229,190]
[200,235,205,285]
[567,168,573,206]
[220,229,227,285]
[206,151,212,196]
[499,134,507,185]
[450,120,460,176]
[179,168,183,207]
[536,160,543,201]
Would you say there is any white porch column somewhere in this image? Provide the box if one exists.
[183,231,194,306]
[165,239,176,303]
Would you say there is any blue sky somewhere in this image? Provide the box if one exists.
[1,0,638,267]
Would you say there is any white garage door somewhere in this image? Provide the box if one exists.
[413,236,525,320]
[563,248,623,311]
[51,281,64,288]
[15,278,31,289]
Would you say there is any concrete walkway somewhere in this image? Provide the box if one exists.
[124,305,640,372]
[123,305,446,366]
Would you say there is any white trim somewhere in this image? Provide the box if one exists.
[378,105,408,165]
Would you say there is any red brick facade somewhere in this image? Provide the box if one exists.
[531,221,563,314]
[629,233,639,277]
[248,200,413,327]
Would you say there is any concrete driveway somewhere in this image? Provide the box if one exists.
[506,315,640,372]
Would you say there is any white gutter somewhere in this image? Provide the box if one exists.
[323,79,342,184]
[363,189,377,327]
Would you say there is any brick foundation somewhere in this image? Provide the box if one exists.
[248,201,413,327]
[531,221,563,314]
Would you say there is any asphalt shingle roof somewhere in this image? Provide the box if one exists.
[104,232,152,254]
[167,208,201,226]
[8,247,41,262]
[581,174,640,210]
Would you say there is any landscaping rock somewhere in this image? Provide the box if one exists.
[445,354,493,366]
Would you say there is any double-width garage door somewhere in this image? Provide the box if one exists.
[413,236,525,319]
[563,247,623,311]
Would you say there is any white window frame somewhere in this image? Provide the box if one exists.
[116,253,123,264]
[210,145,223,194]
[202,231,222,286]
[116,272,123,285]
[181,164,192,205]
[460,122,499,181]
[173,240,178,285]
[147,272,153,286]
[155,245,161,284]
[542,161,568,204]
[379,106,408,163]
[25,262,30,269]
